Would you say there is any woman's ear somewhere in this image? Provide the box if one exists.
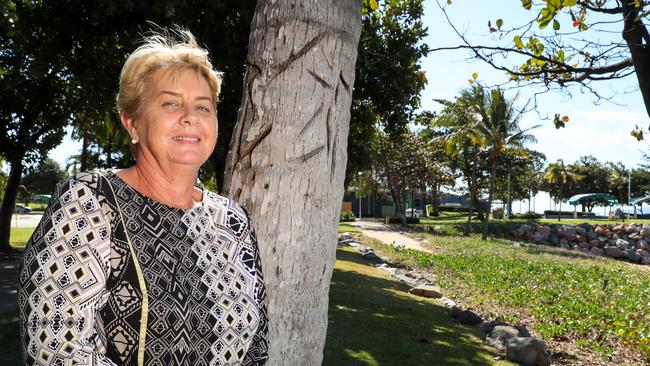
[120,112,139,143]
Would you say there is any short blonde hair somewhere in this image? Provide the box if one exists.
[116,27,223,118]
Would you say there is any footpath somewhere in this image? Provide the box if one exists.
[348,218,432,252]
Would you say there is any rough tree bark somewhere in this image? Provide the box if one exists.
[222,1,362,364]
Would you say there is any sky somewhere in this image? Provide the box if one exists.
[46,1,650,213]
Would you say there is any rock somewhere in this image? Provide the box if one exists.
[514,325,532,338]
[394,274,422,287]
[575,226,587,236]
[642,256,650,265]
[595,226,607,236]
[506,337,551,366]
[624,250,642,263]
[638,249,650,257]
[536,225,551,238]
[520,224,533,232]
[348,242,361,248]
[454,310,483,325]
[641,228,650,237]
[362,250,384,264]
[626,225,638,234]
[577,241,589,249]
[532,232,545,243]
[613,225,624,233]
[448,305,462,317]
[440,297,457,309]
[408,284,443,299]
[637,239,648,250]
[616,239,632,250]
[549,235,559,245]
[586,231,598,240]
[525,231,534,240]
[590,247,604,256]
[487,325,520,350]
[604,246,626,258]
[513,230,524,238]
[589,239,601,248]
[559,239,570,249]
[578,223,593,232]
[481,320,509,334]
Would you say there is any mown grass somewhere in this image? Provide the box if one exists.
[338,222,360,233]
[324,246,515,366]
[363,231,650,363]
[9,227,35,250]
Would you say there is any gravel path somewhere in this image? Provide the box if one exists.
[349,219,432,253]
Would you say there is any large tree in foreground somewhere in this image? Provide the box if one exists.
[223,0,362,364]
[436,0,650,120]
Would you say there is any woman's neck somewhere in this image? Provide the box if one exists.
[116,162,202,210]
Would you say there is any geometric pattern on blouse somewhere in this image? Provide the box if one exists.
[19,171,268,365]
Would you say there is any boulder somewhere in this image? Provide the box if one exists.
[481,320,509,335]
[506,337,551,366]
[589,247,604,256]
[362,250,384,264]
[637,239,648,250]
[514,325,532,338]
[577,241,589,249]
[536,225,551,238]
[586,231,598,240]
[532,232,545,243]
[575,226,587,236]
[626,225,638,234]
[520,224,534,232]
[604,246,626,258]
[525,231,534,240]
[624,250,642,263]
[454,310,483,325]
[637,249,650,257]
[589,239,601,248]
[616,239,631,250]
[642,256,650,265]
[549,235,559,245]
[440,297,457,309]
[559,239,570,249]
[408,284,443,299]
[640,227,650,237]
[487,325,520,350]
[594,226,607,236]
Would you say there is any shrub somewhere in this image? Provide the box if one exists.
[512,211,542,219]
[340,211,356,222]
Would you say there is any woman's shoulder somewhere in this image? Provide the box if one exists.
[202,190,250,219]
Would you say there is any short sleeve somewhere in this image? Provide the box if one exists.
[18,176,116,365]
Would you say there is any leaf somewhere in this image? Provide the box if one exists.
[472,72,478,80]
[521,0,532,10]
[514,35,524,49]
[561,115,569,123]
[553,19,560,31]
[447,0,452,4]
[369,0,378,11]
[496,19,504,30]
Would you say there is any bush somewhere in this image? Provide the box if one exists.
[439,206,469,212]
[512,211,543,219]
[385,216,420,224]
[340,211,356,222]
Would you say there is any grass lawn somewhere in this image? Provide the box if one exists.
[362,229,650,364]
[0,314,20,365]
[9,227,35,250]
[338,222,360,233]
[324,246,515,366]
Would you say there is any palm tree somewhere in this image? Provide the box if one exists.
[544,159,581,221]
[433,98,483,236]
[461,86,540,240]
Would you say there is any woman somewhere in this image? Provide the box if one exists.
[19,29,268,366]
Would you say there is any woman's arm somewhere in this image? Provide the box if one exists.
[19,177,117,365]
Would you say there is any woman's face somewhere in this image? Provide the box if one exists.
[128,68,218,169]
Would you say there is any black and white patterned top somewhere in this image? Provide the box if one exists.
[19,171,268,365]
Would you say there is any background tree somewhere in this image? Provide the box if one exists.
[222,0,362,363]
[431,97,488,235]
[544,159,582,220]
[346,0,429,183]
[436,0,650,120]
[459,85,539,240]
[372,130,422,225]
[607,161,629,205]
[21,158,67,196]
[494,148,546,214]
[0,2,74,253]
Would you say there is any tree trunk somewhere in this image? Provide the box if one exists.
[482,158,497,240]
[622,0,650,118]
[0,158,25,254]
[222,1,361,364]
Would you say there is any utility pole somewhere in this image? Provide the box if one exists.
[507,172,511,218]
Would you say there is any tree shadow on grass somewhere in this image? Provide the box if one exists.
[0,312,21,365]
[324,249,511,366]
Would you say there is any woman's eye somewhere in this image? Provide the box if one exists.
[163,100,180,109]
[196,105,211,113]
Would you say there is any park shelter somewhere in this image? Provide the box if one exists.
[568,193,619,217]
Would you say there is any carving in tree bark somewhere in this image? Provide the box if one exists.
[223,1,362,364]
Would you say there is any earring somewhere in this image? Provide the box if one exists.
[131,138,138,144]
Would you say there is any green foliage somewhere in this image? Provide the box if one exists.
[21,158,67,196]
[340,211,356,222]
[368,233,650,361]
[347,0,430,182]
[385,216,420,224]
[325,247,516,365]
